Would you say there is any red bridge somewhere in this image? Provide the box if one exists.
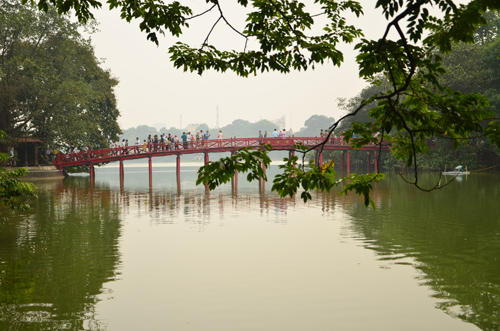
[53,137,389,176]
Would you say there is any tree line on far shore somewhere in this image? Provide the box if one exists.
[120,114,335,143]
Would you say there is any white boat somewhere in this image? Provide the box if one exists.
[442,165,470,175]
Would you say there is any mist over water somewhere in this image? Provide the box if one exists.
[1,164,499,331]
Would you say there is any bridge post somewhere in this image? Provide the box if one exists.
[148,156,152,175]
[234,166,238,191]
[177,173,181,195]
[319,151,323,165]
[374,150,378,172]
[90,163,95,177]
[119,159,124,177]
[204,152,209,165]
[176,154,180,176]
[367,151,370,173]
[231,150,239,184]
[261,161,266,185]
[347,149,351,175]
[341,151,344,173]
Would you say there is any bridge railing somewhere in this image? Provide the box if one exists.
[53,136,380,167]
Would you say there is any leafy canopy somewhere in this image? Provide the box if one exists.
[0,130,37,211]
[1,0,121,150]
[24,0,500,206]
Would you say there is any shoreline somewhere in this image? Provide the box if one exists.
[4,165,65,180]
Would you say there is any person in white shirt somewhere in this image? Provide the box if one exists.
[135,137,140,153]
[9,147,16,166]
[186,132,191,149]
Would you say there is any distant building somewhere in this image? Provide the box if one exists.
[271,115,286,130]
[185,124,198,132]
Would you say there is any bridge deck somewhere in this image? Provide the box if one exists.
[53,136,389,169]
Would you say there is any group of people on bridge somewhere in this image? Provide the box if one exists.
[62,127,355,160]
[107,129,224,155]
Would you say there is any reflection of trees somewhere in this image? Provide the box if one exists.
[0,173,299,329]
[12,170,499,330]
[0,178,122,331]
[341,173,500,330]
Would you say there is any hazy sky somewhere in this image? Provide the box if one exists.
[87,2,402,131]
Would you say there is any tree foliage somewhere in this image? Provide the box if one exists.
[295,115,335,137]
[197,145,272,189]
[1,0,121,150]
[0,130,37,210]
[23,0,500,206]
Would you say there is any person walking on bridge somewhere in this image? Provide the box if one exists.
[218,130,223,147]
[174,135,179,149]
[181,132,187,150]
[186,132,191,149]
[273,129,279,138]
[135,137,140,153]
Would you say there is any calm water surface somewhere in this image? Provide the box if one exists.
[1,161,499,331]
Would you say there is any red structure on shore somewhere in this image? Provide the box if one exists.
[53,137,390,176]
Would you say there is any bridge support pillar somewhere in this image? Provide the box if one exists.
[230,150,238,186]
[347,149,351,175]
[367,151,370,173]
[319,151,323,165]
[119,160,124,177]
[90,163,95,177]
[149,157,152,175]
[176,154,180,176]
[177,173,181,195]
[374,150,378,172]
[260,161,266,184]
[204,152,209,165]
[341,151,344,173]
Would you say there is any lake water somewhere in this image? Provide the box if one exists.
[1,161,499,331]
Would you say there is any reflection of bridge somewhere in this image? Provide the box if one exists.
[53,137,390,176]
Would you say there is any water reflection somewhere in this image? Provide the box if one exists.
[0,178,121,331]
[342,172,500,330]
[0,170,499,330]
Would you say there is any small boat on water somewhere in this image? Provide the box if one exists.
[442,165,470,175]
